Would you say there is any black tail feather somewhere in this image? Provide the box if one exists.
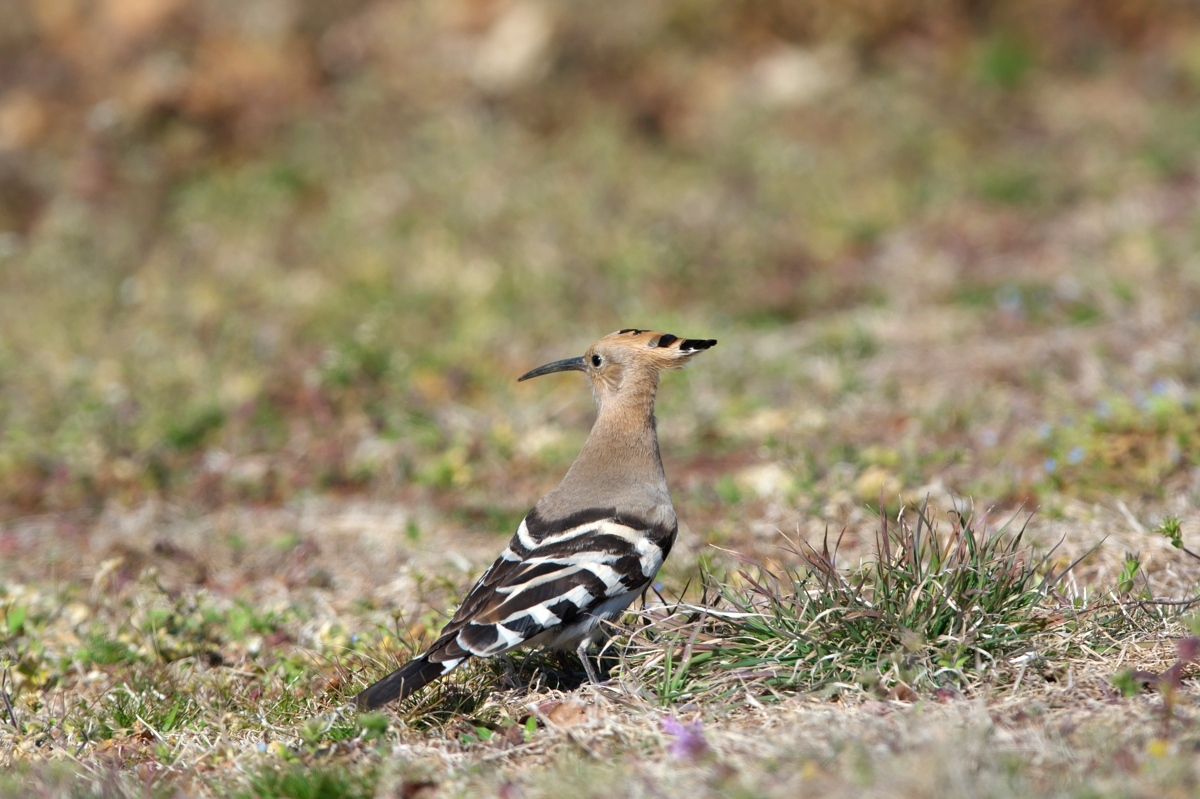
[354,655,449,710]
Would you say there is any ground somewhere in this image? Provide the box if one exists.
[3,2,1200,797]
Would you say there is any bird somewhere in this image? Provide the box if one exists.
[354,328,717,709]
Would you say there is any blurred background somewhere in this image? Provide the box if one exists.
[2,0,1199,545]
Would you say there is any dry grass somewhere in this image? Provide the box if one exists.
[2,492,1199,797]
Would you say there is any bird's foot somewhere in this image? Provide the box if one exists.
[576,640,601,685]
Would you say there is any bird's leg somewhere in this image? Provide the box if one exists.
[499,653,519,688]
[576,639,600,685]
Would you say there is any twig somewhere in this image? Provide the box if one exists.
[676,608,708,683]
[1116,500,1146,535]
[1,668,18,730]
[1132,596,1200,610]
[878,490,891,564]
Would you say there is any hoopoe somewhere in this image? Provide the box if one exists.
[354,329,716,709]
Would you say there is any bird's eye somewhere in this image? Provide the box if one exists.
[591,355,602,367]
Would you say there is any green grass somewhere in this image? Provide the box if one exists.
[1034,391,1200,496]
[240,765,378,799]
[625,505,1091,704]
[3,33,1200,515]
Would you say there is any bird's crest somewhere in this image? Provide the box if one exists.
[518,329,717,382]
[606,329,717,369]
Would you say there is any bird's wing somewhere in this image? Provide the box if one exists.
[430,507,676,659]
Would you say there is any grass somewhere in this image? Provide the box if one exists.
[0,520,1196,797]
[627,505,1057,704]
[3,41,1199,514]
[4,1,1200,796]
[240,765,379,799]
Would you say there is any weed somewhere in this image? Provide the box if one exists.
[1117,553,1143,597]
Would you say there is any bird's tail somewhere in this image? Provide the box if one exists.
[354,653,454,710]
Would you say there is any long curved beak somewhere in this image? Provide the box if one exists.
[518,356,586,382]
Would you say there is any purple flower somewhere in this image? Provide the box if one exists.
[661,716,708,761]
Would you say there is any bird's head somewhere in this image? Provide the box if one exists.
[518,329,716,405]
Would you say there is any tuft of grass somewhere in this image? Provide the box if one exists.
[79,633,139,667]
[627,504,1065,702]
[240,763,378,799]
[164,406,227,452]
[1035,390,1198,496]
[973,34,1035,90]
[92,676,202,741]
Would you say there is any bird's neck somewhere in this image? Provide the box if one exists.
[579,386,663,474]
[541,382,669,513]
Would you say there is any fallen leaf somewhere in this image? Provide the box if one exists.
[861,700,891,716]
[536,699,588,728]
[401,780,438,799]
[0,91,49,151]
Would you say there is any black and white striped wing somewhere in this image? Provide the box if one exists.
[356,507,676,709]
[434,508,676,660]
